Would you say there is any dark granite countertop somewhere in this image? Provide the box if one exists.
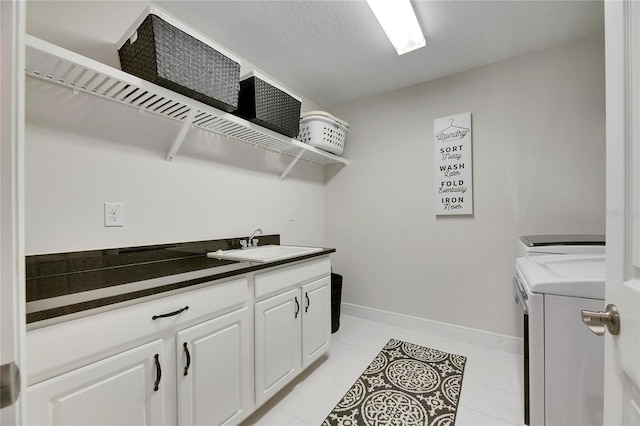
[26,235,335,324]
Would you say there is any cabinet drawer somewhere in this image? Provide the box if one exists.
[254,257,330,300]
[27,278,248,384]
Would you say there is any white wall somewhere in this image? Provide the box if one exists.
[327,35,606,337]
[25,79,326,255]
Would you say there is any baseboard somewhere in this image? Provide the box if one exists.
[341,302,524,355]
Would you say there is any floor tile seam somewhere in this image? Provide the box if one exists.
[337,321,410,337]
[335,335,483,363]
[277,386,343,424]
[468,348,524,359]
[332,324,397,341]
[305,376,360,397]
[329,338,377,352]
[462,352,525,368]
[362,327,460,344]
[330,339,380,356]
[461,376,522,396]
[330,336,389,350]
[457,398,523,425]
[456,400,522,426]
[302,376,347,399]
[457,406,521,426]
[347,327,500,353]
[268,407,313,426]
[307,357,363,379]
[336,326,450,344]
[325,357,374,372]
[464,359,524,373]
[463,364,524,384]
[338,325,487,352]
[462,376,523,397]
[463,345,524,356]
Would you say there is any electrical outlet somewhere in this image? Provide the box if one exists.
[104,202,124,227]
[289,208,296,221]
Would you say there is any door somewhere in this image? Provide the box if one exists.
[602,1,640,423]
[0,0,26,423]
[254,288,301,406]
[302,276,331,368]
[27,340,166,425]
[177,307,251,426]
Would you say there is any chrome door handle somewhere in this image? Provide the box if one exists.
[581,304,620,336]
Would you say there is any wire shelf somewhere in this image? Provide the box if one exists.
[24,35,349,178]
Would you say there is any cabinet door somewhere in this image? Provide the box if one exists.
[254,288,302,406]
[302,276,331,368]
[27,340,165,426]
[176,307,251,426]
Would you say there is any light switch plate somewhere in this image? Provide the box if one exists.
[104,202,124,227]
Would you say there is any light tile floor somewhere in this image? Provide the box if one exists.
[242,314,525,425]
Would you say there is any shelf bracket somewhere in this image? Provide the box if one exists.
[280,149,305,180]
[166,108,198,162]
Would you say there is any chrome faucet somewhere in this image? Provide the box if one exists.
[241,228,262,249]
[247,228,262,248]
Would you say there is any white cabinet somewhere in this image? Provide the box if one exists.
[254,259,331,406]
[27,278,250,426]
[28,339,166,425]
[301,277,331,368]
[254,288,302,405]
[176,307,251,426]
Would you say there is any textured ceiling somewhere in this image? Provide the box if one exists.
[26,1,604,108]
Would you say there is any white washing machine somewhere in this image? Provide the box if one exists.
[513,235,605,426]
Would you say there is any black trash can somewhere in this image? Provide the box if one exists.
[331,273,343,333]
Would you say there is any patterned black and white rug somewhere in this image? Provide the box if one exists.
[323,338,467,426]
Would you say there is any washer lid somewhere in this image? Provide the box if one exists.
[519,234,605,256]
[515,254,605,299]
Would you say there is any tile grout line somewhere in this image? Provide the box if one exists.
[462,375,524,397]
[458,406,522,426]
[457,386,524,426]
[277,385,344,425]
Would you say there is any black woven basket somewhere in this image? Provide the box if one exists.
[118,14,240,112]
[234,76,301,138]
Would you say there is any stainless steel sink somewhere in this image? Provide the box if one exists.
[207,245,323,263]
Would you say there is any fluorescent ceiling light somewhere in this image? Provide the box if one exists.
[366,0,425,55]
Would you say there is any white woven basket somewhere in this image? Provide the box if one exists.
[297,111,349,155]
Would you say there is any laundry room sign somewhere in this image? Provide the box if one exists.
[434,112,473,215]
